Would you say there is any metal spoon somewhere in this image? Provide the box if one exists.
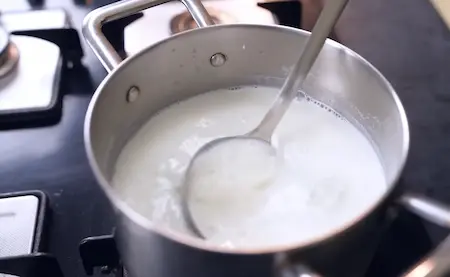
[182,0,349,238]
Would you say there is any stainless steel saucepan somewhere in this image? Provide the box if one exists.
[82,0,450,276]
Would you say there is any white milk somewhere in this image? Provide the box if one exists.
[112,86,386,249]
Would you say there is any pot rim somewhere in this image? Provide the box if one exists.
[84,23,410,255]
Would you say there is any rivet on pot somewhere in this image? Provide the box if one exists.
[210,53,227,67]
[126,86,140,103]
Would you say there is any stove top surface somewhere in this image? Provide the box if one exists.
[0,0,450,277]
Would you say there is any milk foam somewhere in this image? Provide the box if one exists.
[112,86,386,249]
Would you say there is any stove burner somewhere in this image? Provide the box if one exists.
[170,8,237,34]
[0,26,19,78]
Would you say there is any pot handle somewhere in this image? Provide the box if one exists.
[399,193,450,277]
[82,0,214,72]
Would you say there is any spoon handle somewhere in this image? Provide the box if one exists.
[250,0,349,140]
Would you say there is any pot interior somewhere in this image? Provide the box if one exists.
[86,24,408,248]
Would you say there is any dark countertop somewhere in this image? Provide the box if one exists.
[0,0,449,276]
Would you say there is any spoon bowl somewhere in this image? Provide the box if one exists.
[182,136,278,238]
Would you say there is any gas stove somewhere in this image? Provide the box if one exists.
[0,1,443,277]
[0,9,82,129]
